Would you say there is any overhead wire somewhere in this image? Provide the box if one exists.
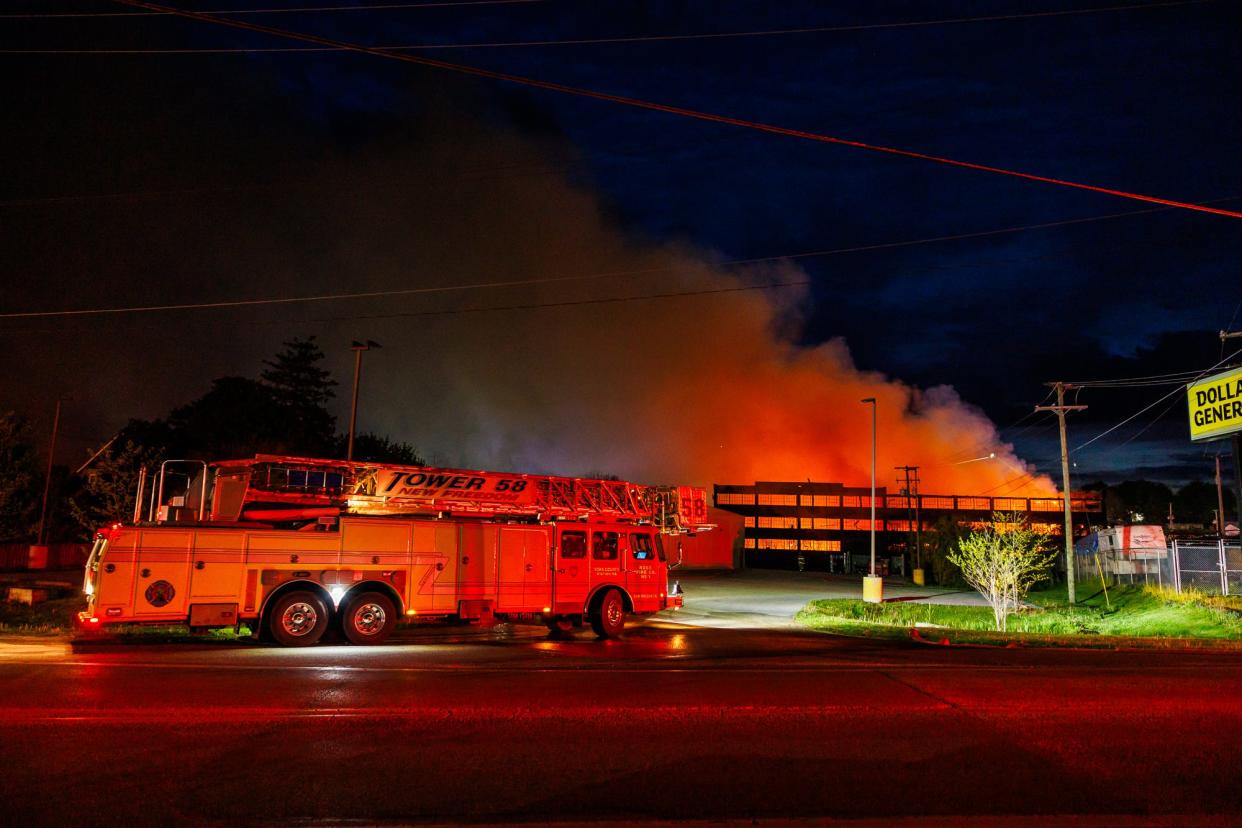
[1066,368,1208,386]
[1223,293,1242,359]
[3,0,1216,49]
[83,0,1242,221]
[979,470,1043,496]
[1116,393,1185,447]
[1072,347,1242,453]
[0,279,814,336]
[932,390,1055,465]
[12,195,1242,319]
[0,0,543,18]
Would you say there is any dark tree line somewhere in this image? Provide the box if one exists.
[1,338,424,543]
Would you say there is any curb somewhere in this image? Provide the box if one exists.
[905,625,1242,652]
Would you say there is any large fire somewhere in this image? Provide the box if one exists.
[298,133,1056,498]
[397,252,1053,497]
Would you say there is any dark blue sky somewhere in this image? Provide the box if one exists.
[2,0,1240,486]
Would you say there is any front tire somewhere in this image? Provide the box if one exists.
[589,589,626,639]
[268,591,330,647]
[341,591,397,645]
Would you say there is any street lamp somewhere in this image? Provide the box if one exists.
[861,397,882,603]
[346,340,380,462]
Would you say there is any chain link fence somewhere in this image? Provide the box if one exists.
[1073,536,1242,595]
[1169,539,1242,595]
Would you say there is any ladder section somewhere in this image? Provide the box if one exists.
[206,455,710,533]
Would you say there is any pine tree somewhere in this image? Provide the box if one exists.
[260,337,338,455]
[261,336,337,408]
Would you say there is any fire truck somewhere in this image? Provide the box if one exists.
[79,455,708,646]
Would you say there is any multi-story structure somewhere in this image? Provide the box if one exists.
[714,481,1103,573]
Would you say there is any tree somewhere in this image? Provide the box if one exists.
[1102,480,1173,524]
[166,376,289,459]
[924,515,965,587]
[261,336,337,408]
[0,412,40,542]
[338,432,425,466]
[1174,480,1236,527]
[947,512,1053,632]
[69,440,164,534]
[261,336,337,455]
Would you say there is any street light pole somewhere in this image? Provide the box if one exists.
[346,340,380,462]
[861,397,881,603]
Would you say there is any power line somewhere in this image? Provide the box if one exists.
[1071,377,1209,389]
[8,192,1237,320]
[932,393,1054,465]
[3,0,1214,48]
[0,271,668,319]
[978,470,1043,496]
[1066,368,1209,386]
[100,0,1242,221]
[0,279,813,336]
[1116,393,1185,446]
[14,197,1241,319]
[1072,347,1242,453]
[0,0,543,18]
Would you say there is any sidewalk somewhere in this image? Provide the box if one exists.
[668,568,979,629]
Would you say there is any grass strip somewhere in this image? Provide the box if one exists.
[797,581,1242,646]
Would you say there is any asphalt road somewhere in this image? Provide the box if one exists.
[3,612,1242,827]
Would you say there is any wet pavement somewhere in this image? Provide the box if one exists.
[1,572,1240,824]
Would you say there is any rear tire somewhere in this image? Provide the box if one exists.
[267,591,330,647]
[341,591,397,645]
[589,589,626,639]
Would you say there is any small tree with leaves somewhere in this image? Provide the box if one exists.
[69,440,164,536]
[948,512,1053,632]
[0,412,40,542]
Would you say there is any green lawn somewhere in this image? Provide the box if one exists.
[796,579,1242,645]
[0,595,252,641]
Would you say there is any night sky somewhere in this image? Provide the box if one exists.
[2,0,1240,490]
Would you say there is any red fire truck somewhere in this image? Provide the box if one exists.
[79,455,708,646]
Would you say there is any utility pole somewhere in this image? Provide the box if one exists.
[1223,330,1242,531]
[1036,382,1087,604]
[1215,454,1227,537]
[36,399,61,548]
[895,465,921,578]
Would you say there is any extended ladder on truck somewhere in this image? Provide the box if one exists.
[142,454,712,535]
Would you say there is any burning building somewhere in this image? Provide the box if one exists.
[714,481,1103,573]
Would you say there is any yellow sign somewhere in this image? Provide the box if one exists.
[1188,366,1242,442]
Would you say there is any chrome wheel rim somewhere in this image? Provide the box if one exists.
[281,602,318,637]
[606,598,622,626]
[352,603,387,636]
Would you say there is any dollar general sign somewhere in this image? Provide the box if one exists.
[1188,366,1242,442]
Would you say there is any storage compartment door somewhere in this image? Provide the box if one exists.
[497,527,528,611]
[189,531,246,600]
[134,530,192,617]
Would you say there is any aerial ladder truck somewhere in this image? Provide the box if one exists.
[80,455,709,646]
